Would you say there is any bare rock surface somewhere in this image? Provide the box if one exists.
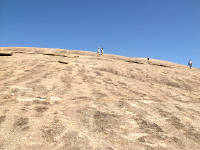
[0,47,200,150]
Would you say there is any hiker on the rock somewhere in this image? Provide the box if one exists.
[100,48,104,55]
[97,48,100,56]
[188,59,192,69]
[147,57,150,64]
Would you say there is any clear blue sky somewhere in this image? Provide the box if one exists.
[1,0,200,67]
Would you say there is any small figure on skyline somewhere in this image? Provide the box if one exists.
[147,57,150,64]
[188,59,192,69]
[100,48,104,55]
[97,48,100,56]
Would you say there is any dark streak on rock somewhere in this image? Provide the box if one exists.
[0,115,6,125]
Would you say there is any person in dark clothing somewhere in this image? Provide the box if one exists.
[188,59,192,69]
[100,48,104,55]
[147,57,150,64]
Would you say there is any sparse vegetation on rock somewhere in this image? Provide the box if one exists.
[0,47,200,150]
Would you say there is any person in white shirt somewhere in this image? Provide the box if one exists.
[97,48,100,56]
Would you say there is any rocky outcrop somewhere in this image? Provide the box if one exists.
[0,47,200,150]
